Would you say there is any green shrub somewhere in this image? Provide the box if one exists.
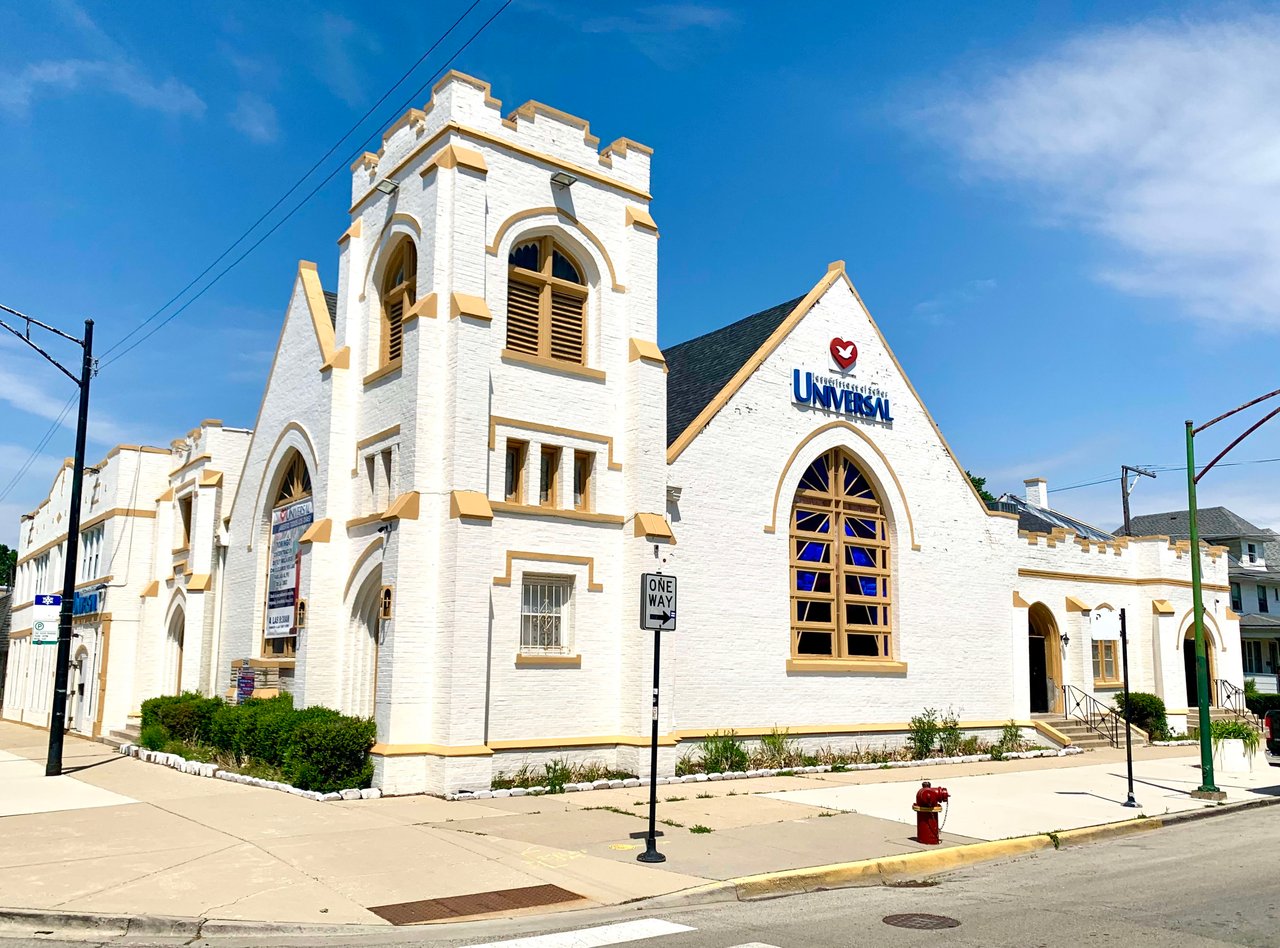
[140,692,221,743]
[1246,693,1280,717]
[1210,719,1261,754]
[996,720,1024,755]
[907,708,940,760]
[959,735,985,756]
[139,723,170,751]
[543,757,572,793]
[938,710,963,758]
[756,727,800,768]
[1244,678,1259,697]
[1112,692,1169,741]
[700,731,749,773]
[282,712,376,793]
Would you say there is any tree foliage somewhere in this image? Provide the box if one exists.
[0,543,16,586]
[966,471,996,505]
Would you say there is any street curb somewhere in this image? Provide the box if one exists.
[0,907,390,940]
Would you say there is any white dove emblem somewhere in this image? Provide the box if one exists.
[835,343,855,360]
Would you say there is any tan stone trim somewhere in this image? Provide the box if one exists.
[633,511,674,541]
[320,346,350,372]
[237,422,321,531]
[351,152,379,173]
[450,292,492,321]
[785,659,909,675]
[156,487,174,503]
[1226,607,1240,620]
[489,734,678,750]
[297,261,337,365]
[762,420,920,551]
[173,477,197,497]
[172,545,190,556]
[624,206,658,234]
[342,537,385,599]
[450,490,494,521]
[299,519,332,544]
[383,491,420,521]
[198,470,223,488]
[488,417,622,471]
[337,219,362,244]
[1153,599,1176,616]
[421,142,488,175]
[493,551,603,592]
[371,743,494,757]
[231,658,296,669]
[486,205,625,292]
[169,453,211,478]
[362,359,402,387]
[491,501,623,526]
[1031,719,1072,747]
[403,293,438,322]
[10,626,33,639]
[988,510,1020,521]
[628,338,666,370]
[1017,568,1229,593]
[514,653,582,668]
[1065,596,1091,613]
[251,688,281,699]
[356,425,401,451]
[141,581,159,598]
[500,348,606,382]
[1013,591,1031,608]
[17,508,156,566]
[187,574,212,592]
[346,513,385,530]
[75,574,112,590]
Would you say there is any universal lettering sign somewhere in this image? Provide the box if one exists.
[791,336,893,424]
[639,573,677,632]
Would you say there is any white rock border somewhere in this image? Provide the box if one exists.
[116,743,379,802]
[1151,739,1199,746]
[444,747,1084,800]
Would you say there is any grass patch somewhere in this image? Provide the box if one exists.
[689,824,713,834]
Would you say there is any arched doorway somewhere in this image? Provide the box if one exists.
[1028,603,1063,714]
[166,607,185,695]
[1184,626,1217,707]
[343,571,382,718]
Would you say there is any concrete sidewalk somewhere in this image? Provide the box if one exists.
[1,721,1275,931]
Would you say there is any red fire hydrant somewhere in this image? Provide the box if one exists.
[913,781,949,845]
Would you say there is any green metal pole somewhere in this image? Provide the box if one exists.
[1185,421,1220,797]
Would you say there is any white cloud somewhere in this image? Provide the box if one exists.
[0,58,204,119]
[315,13,379,107]
[913,278,996,324]
[229,92,279,143]
[0,340,136,447]
[914,16,1280,329]
[581,4,736,33]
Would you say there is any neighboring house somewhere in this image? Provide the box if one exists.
[0,583,11,706]
[1124,507,1280,693]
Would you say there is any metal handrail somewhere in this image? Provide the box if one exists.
[1215,679,1263,729]
[1062,684,1121,747]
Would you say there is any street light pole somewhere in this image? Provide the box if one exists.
[0,304,95,777]
[46,320,93,776]
[1184,422,1220,798]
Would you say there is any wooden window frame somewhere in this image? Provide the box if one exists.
[260,451,313,660]
[572,450,593,512]
[519,574,573,654]
[789,448,893,662]
[505,235,588,366]
[505,439,528,504]
[539,445,561,508]
[1092,640,1120,686]
[178,494,194,548]
[380,240,417,367]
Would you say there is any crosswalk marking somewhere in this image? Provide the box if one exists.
[728,943,783,947]
[469,918,696,947]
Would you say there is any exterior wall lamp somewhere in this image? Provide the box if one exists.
[374,179,399,195]
[550,171,577,189]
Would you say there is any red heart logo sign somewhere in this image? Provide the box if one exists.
[829,338,858,370]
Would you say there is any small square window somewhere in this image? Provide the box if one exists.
[505,440,527,503]
[539,446,561,507]
[520,576,572,652]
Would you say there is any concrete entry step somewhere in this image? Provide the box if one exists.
[1032,713,1146,750]
[100,724,140,750]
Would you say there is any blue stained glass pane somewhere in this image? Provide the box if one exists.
[796,570,818,592]
[552,249,583,283]
[859,576,878,596]
[797,541,828,562]
[509,242,540,270]
[800,456,829,493]
[849,547,874,567]
[796,510,830,534]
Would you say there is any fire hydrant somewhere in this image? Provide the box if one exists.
[913,781,949,845]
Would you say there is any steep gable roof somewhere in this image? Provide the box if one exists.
[1122,506,1270,541]
[665,295,805,447]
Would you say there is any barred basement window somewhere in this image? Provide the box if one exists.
[380,239,417,366]
[505,236,587,365]
[520,577,572,653]
[789,447,892,660]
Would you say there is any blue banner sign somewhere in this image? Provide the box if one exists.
[73,589,100,617]
[792,370,893,423]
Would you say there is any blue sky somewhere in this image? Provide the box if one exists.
[3,0,1279,546]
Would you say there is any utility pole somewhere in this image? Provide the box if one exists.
[1119,464,1156,536]
[0,304,95,777]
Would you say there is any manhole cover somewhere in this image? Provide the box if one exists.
[883,913,961,930]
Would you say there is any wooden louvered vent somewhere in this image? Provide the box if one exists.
[386,298,404,362]
[506,279,541,355]
[380,239,416,368]
[549,290,585,364]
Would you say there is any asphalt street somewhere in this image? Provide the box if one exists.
[3,804,1277,948]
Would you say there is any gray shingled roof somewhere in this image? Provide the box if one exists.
[323,291,338,327]
[1122,506,1271,541]
[665,295,805,447]
[991,494,1115,542]
[1239,613,1280,630]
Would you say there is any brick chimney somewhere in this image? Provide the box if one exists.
[1024,477,1049,508]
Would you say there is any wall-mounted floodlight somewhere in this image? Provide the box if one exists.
[374,179,399,195]
[550,171,578,189]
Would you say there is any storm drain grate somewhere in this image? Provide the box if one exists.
[883,913,961,930]
[369,884,584,925]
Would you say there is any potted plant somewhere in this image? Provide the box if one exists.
[1210,719,1261,775]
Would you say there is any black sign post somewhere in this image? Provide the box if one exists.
[638,573,676,864]
[1120,607,1139,808]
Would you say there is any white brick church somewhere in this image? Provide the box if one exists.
[4,72,1245,795]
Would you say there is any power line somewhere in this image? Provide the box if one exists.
[0,395,77,505]
[1049,456,1280,494]
[99,0,499,363]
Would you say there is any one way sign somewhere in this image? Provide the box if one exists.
[640,573,677,631]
